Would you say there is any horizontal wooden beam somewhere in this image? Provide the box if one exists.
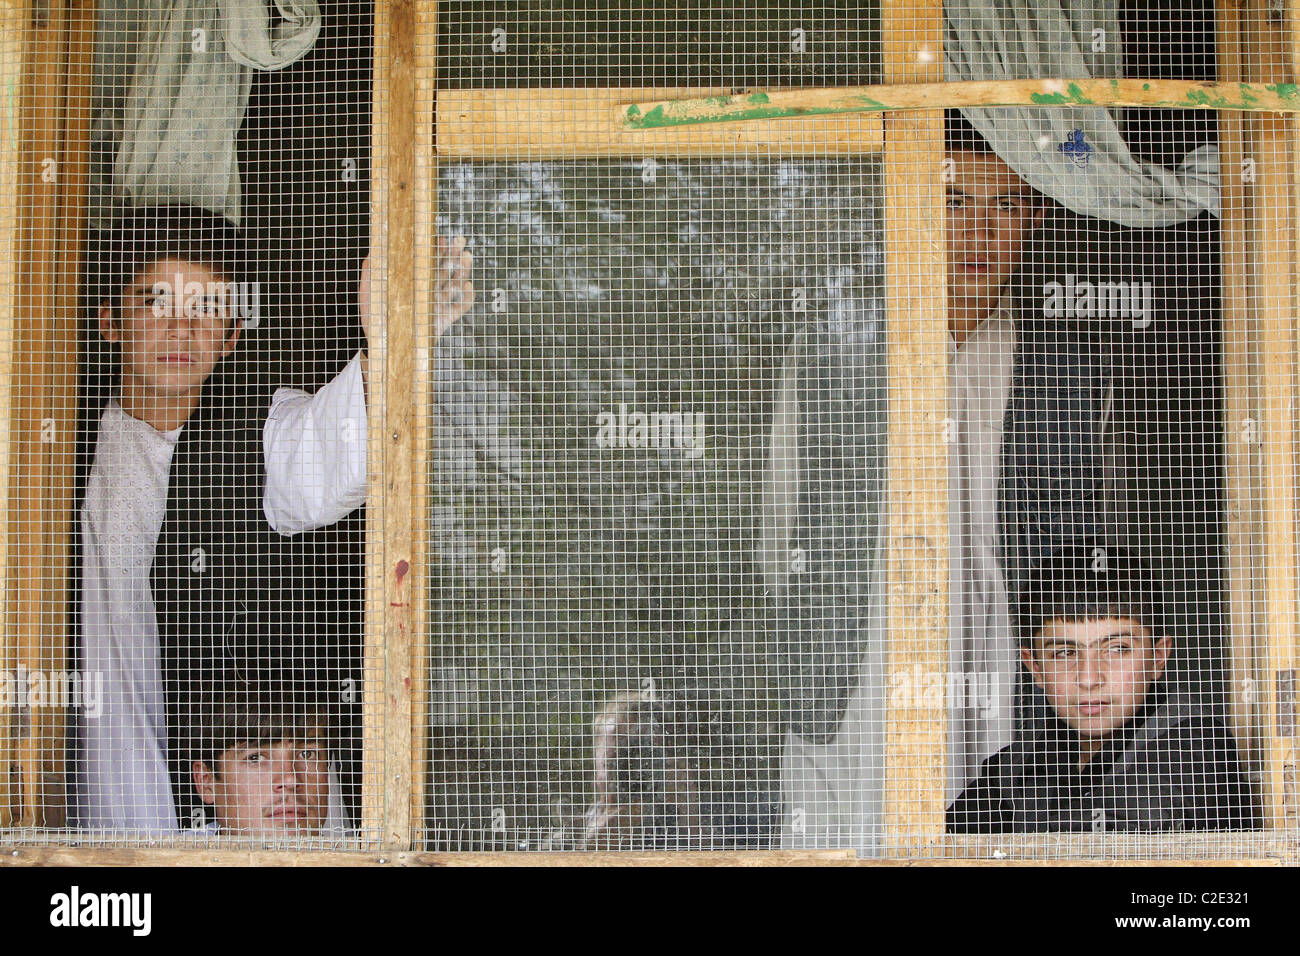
[437,88,883,157]
[622,78,1300,131]
[0,840,1287,866]
[939,832,1291,863]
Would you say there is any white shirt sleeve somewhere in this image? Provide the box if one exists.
[263,350,367,536]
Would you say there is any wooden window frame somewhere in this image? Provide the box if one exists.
[0,0,1294,865]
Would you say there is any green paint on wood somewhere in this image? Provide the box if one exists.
[1066,82,1094,104]
[624,81,1300,131]
[626,91,887,129]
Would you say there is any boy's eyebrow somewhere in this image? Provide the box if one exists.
[1040,631,1145,649]
[944,185,1037,203]
[224,736,325,756]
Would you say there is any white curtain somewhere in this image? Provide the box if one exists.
[946,0,1219,227]
[91,0,321,228]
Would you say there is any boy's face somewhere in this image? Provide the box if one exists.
[192,729,330,836]
[1022,617,1171,743]
[946,149,1046,323]
[99,257,241,396]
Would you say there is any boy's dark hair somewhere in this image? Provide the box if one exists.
[944,110,1051,211]
[1015,543,1164,647]
[945,109,995,154]
[93,202,247,317]
[186,679,334,772]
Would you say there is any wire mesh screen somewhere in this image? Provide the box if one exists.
[425,156,881,850]
[2,0,377,847]
[420,0,1289,859]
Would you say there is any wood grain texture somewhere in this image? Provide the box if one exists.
[438,88,883,157]
[0,839,1287,867]
[0,0,29,831]
[408,0,435,845]
[385,0,416,851]
[361,0,417,851]
[1255,114,1298,830]
[1242,0,1299,833]
[882,0,947,848]
[360,0,385,846]
[8,0,92,830]
[619,79,1300,130]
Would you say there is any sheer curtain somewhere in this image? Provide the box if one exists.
[946,0,1219,226]
[90,0,321,227]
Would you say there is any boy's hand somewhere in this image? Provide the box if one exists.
[433,234,475,338]
[357,236,474,347]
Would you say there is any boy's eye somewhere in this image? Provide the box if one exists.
[189,297,224,319]
[298,748,319,761]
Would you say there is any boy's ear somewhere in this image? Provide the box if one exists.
[1031,200,1048,228]
[1150,634,1172,678]
[1020,645,1044,684]
[192,760,218,806]
[219,319,243,358]
[97,301,120,343]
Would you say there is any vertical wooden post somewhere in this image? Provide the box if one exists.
[1222,0,1300,832]
[1292,1,1300,92]
[1257,2,1298,825]
[409,0,435,846]
[1216,0,1265,778]
[7,0,93,829]
[882,0,948,847]
[363,0,417,850]
[0,0,29,827]
[1257,112,1298,830]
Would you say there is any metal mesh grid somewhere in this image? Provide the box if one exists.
[2,0,379,848]
[419,1,1294,859]
[0,0,1295,862]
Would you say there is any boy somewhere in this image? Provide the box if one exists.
[188,683,334,837]
[774,120,1054,846]
[947,544,1258,832]
[69,203,474,831]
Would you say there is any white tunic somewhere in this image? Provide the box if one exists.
[777,309,1017,849]
[71,354,367,833]
[945,314,1017,805]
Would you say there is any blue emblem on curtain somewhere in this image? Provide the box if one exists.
[1058,129,1093,168]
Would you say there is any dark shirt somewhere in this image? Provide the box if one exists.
[947,686,1259,833]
